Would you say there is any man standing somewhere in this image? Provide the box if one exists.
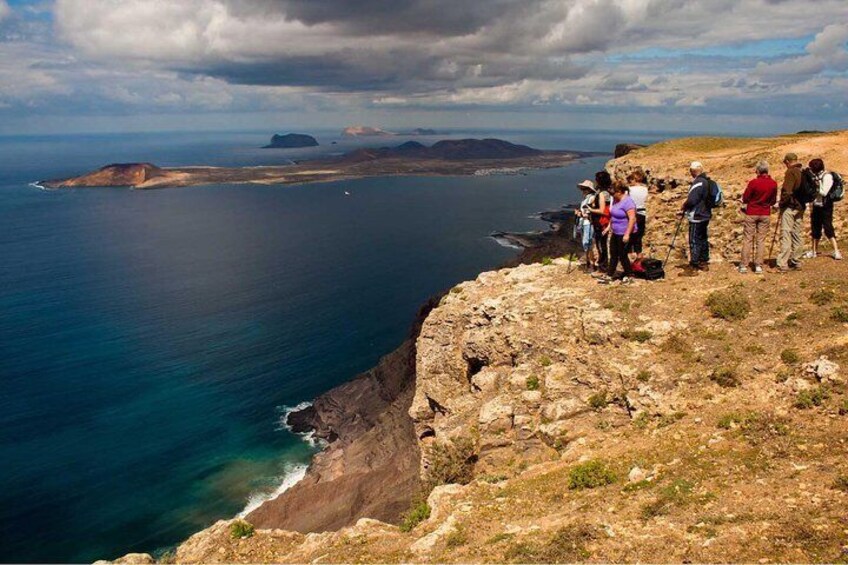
[681,161,712,273]
[776,153,805,272]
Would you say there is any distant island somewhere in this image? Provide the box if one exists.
[42,138,595,189]
[263,133,319,148]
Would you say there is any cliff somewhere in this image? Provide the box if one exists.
[263,133,319,148]
[110,130,848,564]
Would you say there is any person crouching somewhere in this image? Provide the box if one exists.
[600,182,638,283]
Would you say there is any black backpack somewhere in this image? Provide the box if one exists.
[633,258,665,280]
[828,172,844,202]
[705,177,723,209]
[795,168,818,205]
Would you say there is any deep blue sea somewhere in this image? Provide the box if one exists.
[0,128,667,563]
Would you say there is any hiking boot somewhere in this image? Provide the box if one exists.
[834,251,843,260]
[777,266,791,273]
[753,265,764,274]
[803,250,816,259]
[789,262,802,270]
[699,263,711,272]
[738,265,748,274]
[679,265,700,277]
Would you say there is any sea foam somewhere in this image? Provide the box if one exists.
[237,463,309,518]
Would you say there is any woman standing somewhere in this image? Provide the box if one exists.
[627,170,649,261]
[600,182,638,282]
[806,158,842,260]
[740,160,777,274]
[588,171,612,270]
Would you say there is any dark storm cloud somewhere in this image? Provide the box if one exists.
[233,0,531,36]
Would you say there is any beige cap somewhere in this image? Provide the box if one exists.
[783,152,798,163]
[690,161,704,170]
[577,180,596,192]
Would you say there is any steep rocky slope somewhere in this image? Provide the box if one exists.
[108,131,848,564]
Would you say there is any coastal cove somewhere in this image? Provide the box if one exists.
[0,130,644,563]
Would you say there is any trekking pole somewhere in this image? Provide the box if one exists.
[768,210,782,262]
[663,214,685,268]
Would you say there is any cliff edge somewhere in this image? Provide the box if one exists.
[113,130,848,564]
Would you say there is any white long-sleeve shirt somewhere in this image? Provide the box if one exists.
[813,171,834,207]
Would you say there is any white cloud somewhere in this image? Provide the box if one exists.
[0,0,11,22]
[755,23,848,82]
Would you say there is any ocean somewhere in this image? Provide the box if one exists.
[0,128,666,562]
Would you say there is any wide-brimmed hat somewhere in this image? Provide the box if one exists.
[577,180,596,192]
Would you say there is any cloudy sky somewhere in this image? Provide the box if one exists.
[1,0,846,134]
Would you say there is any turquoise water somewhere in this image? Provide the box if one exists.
[0,130,660,562]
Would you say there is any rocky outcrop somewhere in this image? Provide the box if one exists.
[263,133,319,148]
[614,143,646,158]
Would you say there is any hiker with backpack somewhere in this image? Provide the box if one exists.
[680,161,717,274]
[739,160,778,274]
[588,171,612,271]
[776,153,806,272]
[805,158,843,260]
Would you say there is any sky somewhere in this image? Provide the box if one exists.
[0,0,846,135]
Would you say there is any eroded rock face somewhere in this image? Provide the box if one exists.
[408,263,685,475]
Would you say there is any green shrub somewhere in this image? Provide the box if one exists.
[504,525,596,563]
[399,500,431,533]
[657,412,686,428]
[567,460,617,490]
[539,356,552,367]
[445,525,468,548]
[622,329,653,343]
[717,412,744,429]
[487,532,515,545]
[710,366,741,388]
[640,479,697,519]
[526,375,540,391]
[425,436,477,489]
[840,399,848,416]
[794,387,829,409]
[809,289,836,305]
[706,288,751,321]
[230,520,255,539]
[636,370,651,382]
[743,343,766,354]
[832,308,848,323]
[541,256,554,266]
[780,349,801,364]
[633,412,651,429]
[587,391,609,410]
[834,476,848,493]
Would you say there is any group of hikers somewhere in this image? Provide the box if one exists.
[573,153,843,282]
